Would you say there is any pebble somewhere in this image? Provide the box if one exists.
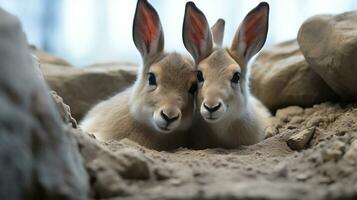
[343,140,357,165]
[287,127,315,150]
[321,140,346,162]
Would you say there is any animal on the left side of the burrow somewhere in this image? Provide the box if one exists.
[80,0,198,150]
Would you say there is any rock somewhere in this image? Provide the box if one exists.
[251,40,338,111]
[290,116,304,124]
[51,91,77,127]
[265,126,279,138]
[30,45,72,66]
[287,128,315,150]
[343,139,357,165]
[0,8,88,199]
[87,159,132,198]
[114,149,151,180]
[306,116,324,128]
[296,173,311,182]
[321,140,346,162]
[298,11,357,101]
[154,167,173,181]
[276,106,304,119]
[274,163,288,177]
[41,63,137,120]
[72,129,153,198]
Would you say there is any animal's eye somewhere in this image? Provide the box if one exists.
[188,82,198,95]
[148,72,156,85]
[197,71,204,82]
[231,72,240,84]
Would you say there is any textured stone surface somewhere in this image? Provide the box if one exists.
[298,11,357,101]
[42,63,137,120]
[51,91,77,127]
[287,128,315,150]
[0,8,88,199]
[276,106,304,119]
[343,139,357,165]
[251,40,338,111]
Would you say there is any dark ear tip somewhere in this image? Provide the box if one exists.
[137,0,147,6]
[217,18,225,25]
[185,1,199,12]
[137,0,156,12]
[186,1,196,8]
[258,2,270,10]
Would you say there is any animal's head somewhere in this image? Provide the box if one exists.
[130,0,197,133]
[182,2,269,123]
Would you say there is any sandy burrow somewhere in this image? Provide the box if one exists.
[71,102,357,200]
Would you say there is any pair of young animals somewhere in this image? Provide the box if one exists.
[81,0,271,150]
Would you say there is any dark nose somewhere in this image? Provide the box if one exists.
[204,102,221,113]
[160,111,179,124]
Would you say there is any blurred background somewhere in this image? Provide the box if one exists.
[0,0,357,66]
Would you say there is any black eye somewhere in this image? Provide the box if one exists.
[197,70,204,82]
[231,72,240,84]
[148,72,156,85]
[188,82,198,95]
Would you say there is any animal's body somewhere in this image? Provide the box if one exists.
[81,0,197,150]
[182,2,271,148]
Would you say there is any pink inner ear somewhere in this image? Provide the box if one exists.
[138,3,159,53]
[187,9,206,55]
[243,10,267,57]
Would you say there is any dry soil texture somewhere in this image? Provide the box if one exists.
[79,102,357,200]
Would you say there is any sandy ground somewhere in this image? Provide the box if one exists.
[74,102,357,200]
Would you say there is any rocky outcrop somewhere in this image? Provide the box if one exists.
[42,63,137,120]
[51,91,77,128]
[251,40,338,111]
[30,45,72,66]
[0,8,88,199]
[298,11,357,101]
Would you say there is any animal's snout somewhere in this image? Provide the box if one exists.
[160,110,180,124]
[200,99,226,123]
[153,106,182,133]
[203,102,222,113]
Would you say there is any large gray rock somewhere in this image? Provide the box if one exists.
[251,40,338,111]
[0,8,88,199]
[298,11,357,101]
[41,63,137,120]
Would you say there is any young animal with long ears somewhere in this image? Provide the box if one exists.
[81,0,197,150]
[183,2,271,148]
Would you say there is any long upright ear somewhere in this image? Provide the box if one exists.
[133,0,164,61]
[182,2,213,62]
[230,2,269,64]
[211,19,225,47]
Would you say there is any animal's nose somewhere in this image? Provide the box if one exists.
[160,110,180,124]
[203,102,221,113]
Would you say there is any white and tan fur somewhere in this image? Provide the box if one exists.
[183,2,271,149]
[80,0,197,150]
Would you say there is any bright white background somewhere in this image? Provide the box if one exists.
[1,0,357,66]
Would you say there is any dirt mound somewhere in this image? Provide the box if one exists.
[73,102,357,200]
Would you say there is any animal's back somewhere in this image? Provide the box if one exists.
[80,87,133,141]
